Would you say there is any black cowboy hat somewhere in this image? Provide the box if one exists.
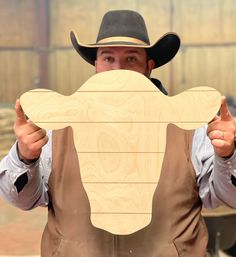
[70,10,180,69]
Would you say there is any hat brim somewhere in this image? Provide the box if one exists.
[70,31,180,69]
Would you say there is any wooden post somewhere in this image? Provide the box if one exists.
[169,0,174,95]
[37,0,50,88]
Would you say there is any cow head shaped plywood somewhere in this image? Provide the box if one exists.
[20,70,221,235]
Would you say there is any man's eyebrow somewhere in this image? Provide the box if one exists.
[97,49,143,56]
[97,50,114,56]
[125,50,142,54]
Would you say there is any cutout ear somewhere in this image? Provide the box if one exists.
[20,89,69,130]
[155,86,221,130]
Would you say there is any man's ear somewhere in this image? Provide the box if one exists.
[95,60,99,74]
[146,59,155,78]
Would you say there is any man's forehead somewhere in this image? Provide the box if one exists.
[97,46,146,55]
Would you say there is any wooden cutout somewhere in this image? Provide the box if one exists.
[20,70,221,235]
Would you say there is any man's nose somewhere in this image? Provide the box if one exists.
[113,60,125,70]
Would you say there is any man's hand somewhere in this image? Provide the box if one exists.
[207,96,236,158]
[14,99,48,163]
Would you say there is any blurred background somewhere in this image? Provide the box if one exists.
[0,0,236,256]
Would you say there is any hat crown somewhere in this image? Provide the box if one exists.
[71,10,180,68]
[96,10,150,44]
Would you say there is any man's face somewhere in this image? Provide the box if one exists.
[95,47,155,77]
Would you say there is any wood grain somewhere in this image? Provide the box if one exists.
[20,69,221,234]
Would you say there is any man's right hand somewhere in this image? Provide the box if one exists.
[14,99,48,163]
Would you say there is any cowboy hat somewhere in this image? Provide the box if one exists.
[70,10,180,69]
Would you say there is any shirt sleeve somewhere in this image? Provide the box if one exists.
[192,126,236,209]
[0,131,52,210]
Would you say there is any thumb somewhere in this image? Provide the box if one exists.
[220,96,233,121]
[15,99,27,125]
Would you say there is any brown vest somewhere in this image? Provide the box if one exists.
[41,124,208,257]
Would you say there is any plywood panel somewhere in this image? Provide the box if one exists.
[20,70,221,234]
[20,91,219,125]
[78,153,164,183]
[36,123,169,153]
[0,0,37,47]
[92,213,150,235]
[85,183,156,213]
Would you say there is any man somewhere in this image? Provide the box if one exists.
[0,10,236,257]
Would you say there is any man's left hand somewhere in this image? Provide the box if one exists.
[207,96,236,158]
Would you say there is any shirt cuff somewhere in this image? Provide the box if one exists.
[215,150,236,177]
[211,151,236,207]
[6,142,40,184]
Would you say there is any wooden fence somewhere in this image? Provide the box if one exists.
[0,0,235,104]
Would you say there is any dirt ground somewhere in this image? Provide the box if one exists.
[0,197,47,256]
[0,107,46,256]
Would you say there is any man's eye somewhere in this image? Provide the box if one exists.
[127,56,137,62]
[104,57,114,63]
